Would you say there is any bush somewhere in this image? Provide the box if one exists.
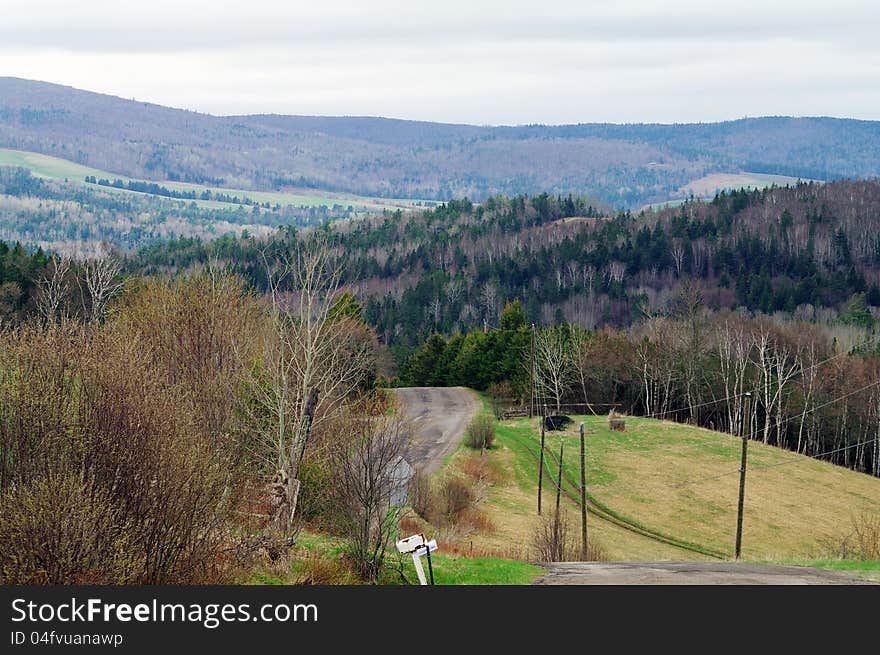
[0,474,133,584]
[829,513,880,560]
[465,413,496,450]
[437,476,474,523]
[408,469,432,521]
[0,323,240,584]
[330,414,409,583]
[532,511,606,562]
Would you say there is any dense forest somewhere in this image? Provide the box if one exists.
[125,180,880,357]
[3,78,880,207]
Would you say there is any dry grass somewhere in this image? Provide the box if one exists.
[424,414,880,563]
[436,429,692,561]
[501,415,880,561]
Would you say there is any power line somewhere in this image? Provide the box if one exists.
[638,330,880,422]
[570,332,880,463]
[592,378,880,494]
[750,435,880,475]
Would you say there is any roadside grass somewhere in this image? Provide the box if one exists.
[754,559,880,582]
[418,554,542,585]
[243,528,541,585]
[437,387,485,470]
[0,147,427,212]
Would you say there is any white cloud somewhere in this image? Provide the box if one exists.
[0,0,878,123]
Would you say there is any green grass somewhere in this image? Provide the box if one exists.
[0,147,429,212]
[778,559,880,573]
[426,554,542,585]
[754,559,880,581]
[243,528,540,585]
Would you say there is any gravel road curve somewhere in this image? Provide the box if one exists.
[393,386,480,474]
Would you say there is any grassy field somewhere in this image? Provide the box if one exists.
[0,147,429,212]
[642,171,818,211]
[245,410,878,583]
[678,171,814,197]
[448,414,880,562]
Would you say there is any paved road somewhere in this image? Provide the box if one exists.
[394,387,480,474]
[534,562,876,585]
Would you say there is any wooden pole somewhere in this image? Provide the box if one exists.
[537,418,545,515]
[529,324,535,418]
[555,438,564,518]
[579,422,588,560]
[735,391,752,560]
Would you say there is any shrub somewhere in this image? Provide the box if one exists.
[532,511,606,562]
[0,474,133,584]
[850,512,880,560]
[829,512,880,561]
[330,414,409,583]
[0,323,240,584]
[408,469,432,521]
[465,413,496,450]
[437,476,474,523]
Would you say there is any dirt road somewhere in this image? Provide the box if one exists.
[393,386,480,474]
[534,562,875,585]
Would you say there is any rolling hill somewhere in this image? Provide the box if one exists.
[444,415,880,562]
[0,147,428,212]
[3,77,880,208]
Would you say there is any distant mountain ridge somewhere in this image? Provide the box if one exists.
[2,77,879,207]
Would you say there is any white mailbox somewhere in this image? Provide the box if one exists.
[395,533,438,585]
[396,533,425,554]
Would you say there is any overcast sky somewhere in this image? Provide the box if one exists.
[1,0,878,125]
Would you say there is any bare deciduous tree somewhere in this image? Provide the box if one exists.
[36,255,71,324]
[534,326,573,413]
[332,414,409,582]
[82,257,123,324]
[635,317,678,418]
[717,317,752,435]
[479,281,498,329]
[241,239,376,533]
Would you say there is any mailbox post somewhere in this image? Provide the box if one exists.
[396,533,438,585]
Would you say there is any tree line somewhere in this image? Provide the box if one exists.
[401,289,880,479]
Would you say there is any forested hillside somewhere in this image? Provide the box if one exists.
[126,180,880,354]
[3,77,880,207]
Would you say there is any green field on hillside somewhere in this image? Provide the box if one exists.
[641,171,817,211]
[0,147,428,212]
[455,415,880,562]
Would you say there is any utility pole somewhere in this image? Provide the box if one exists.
[537,417,545,515]
[579,422,588,560]
[735,391,752,560]
[555,438,564,518]
[530,323,536,418]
